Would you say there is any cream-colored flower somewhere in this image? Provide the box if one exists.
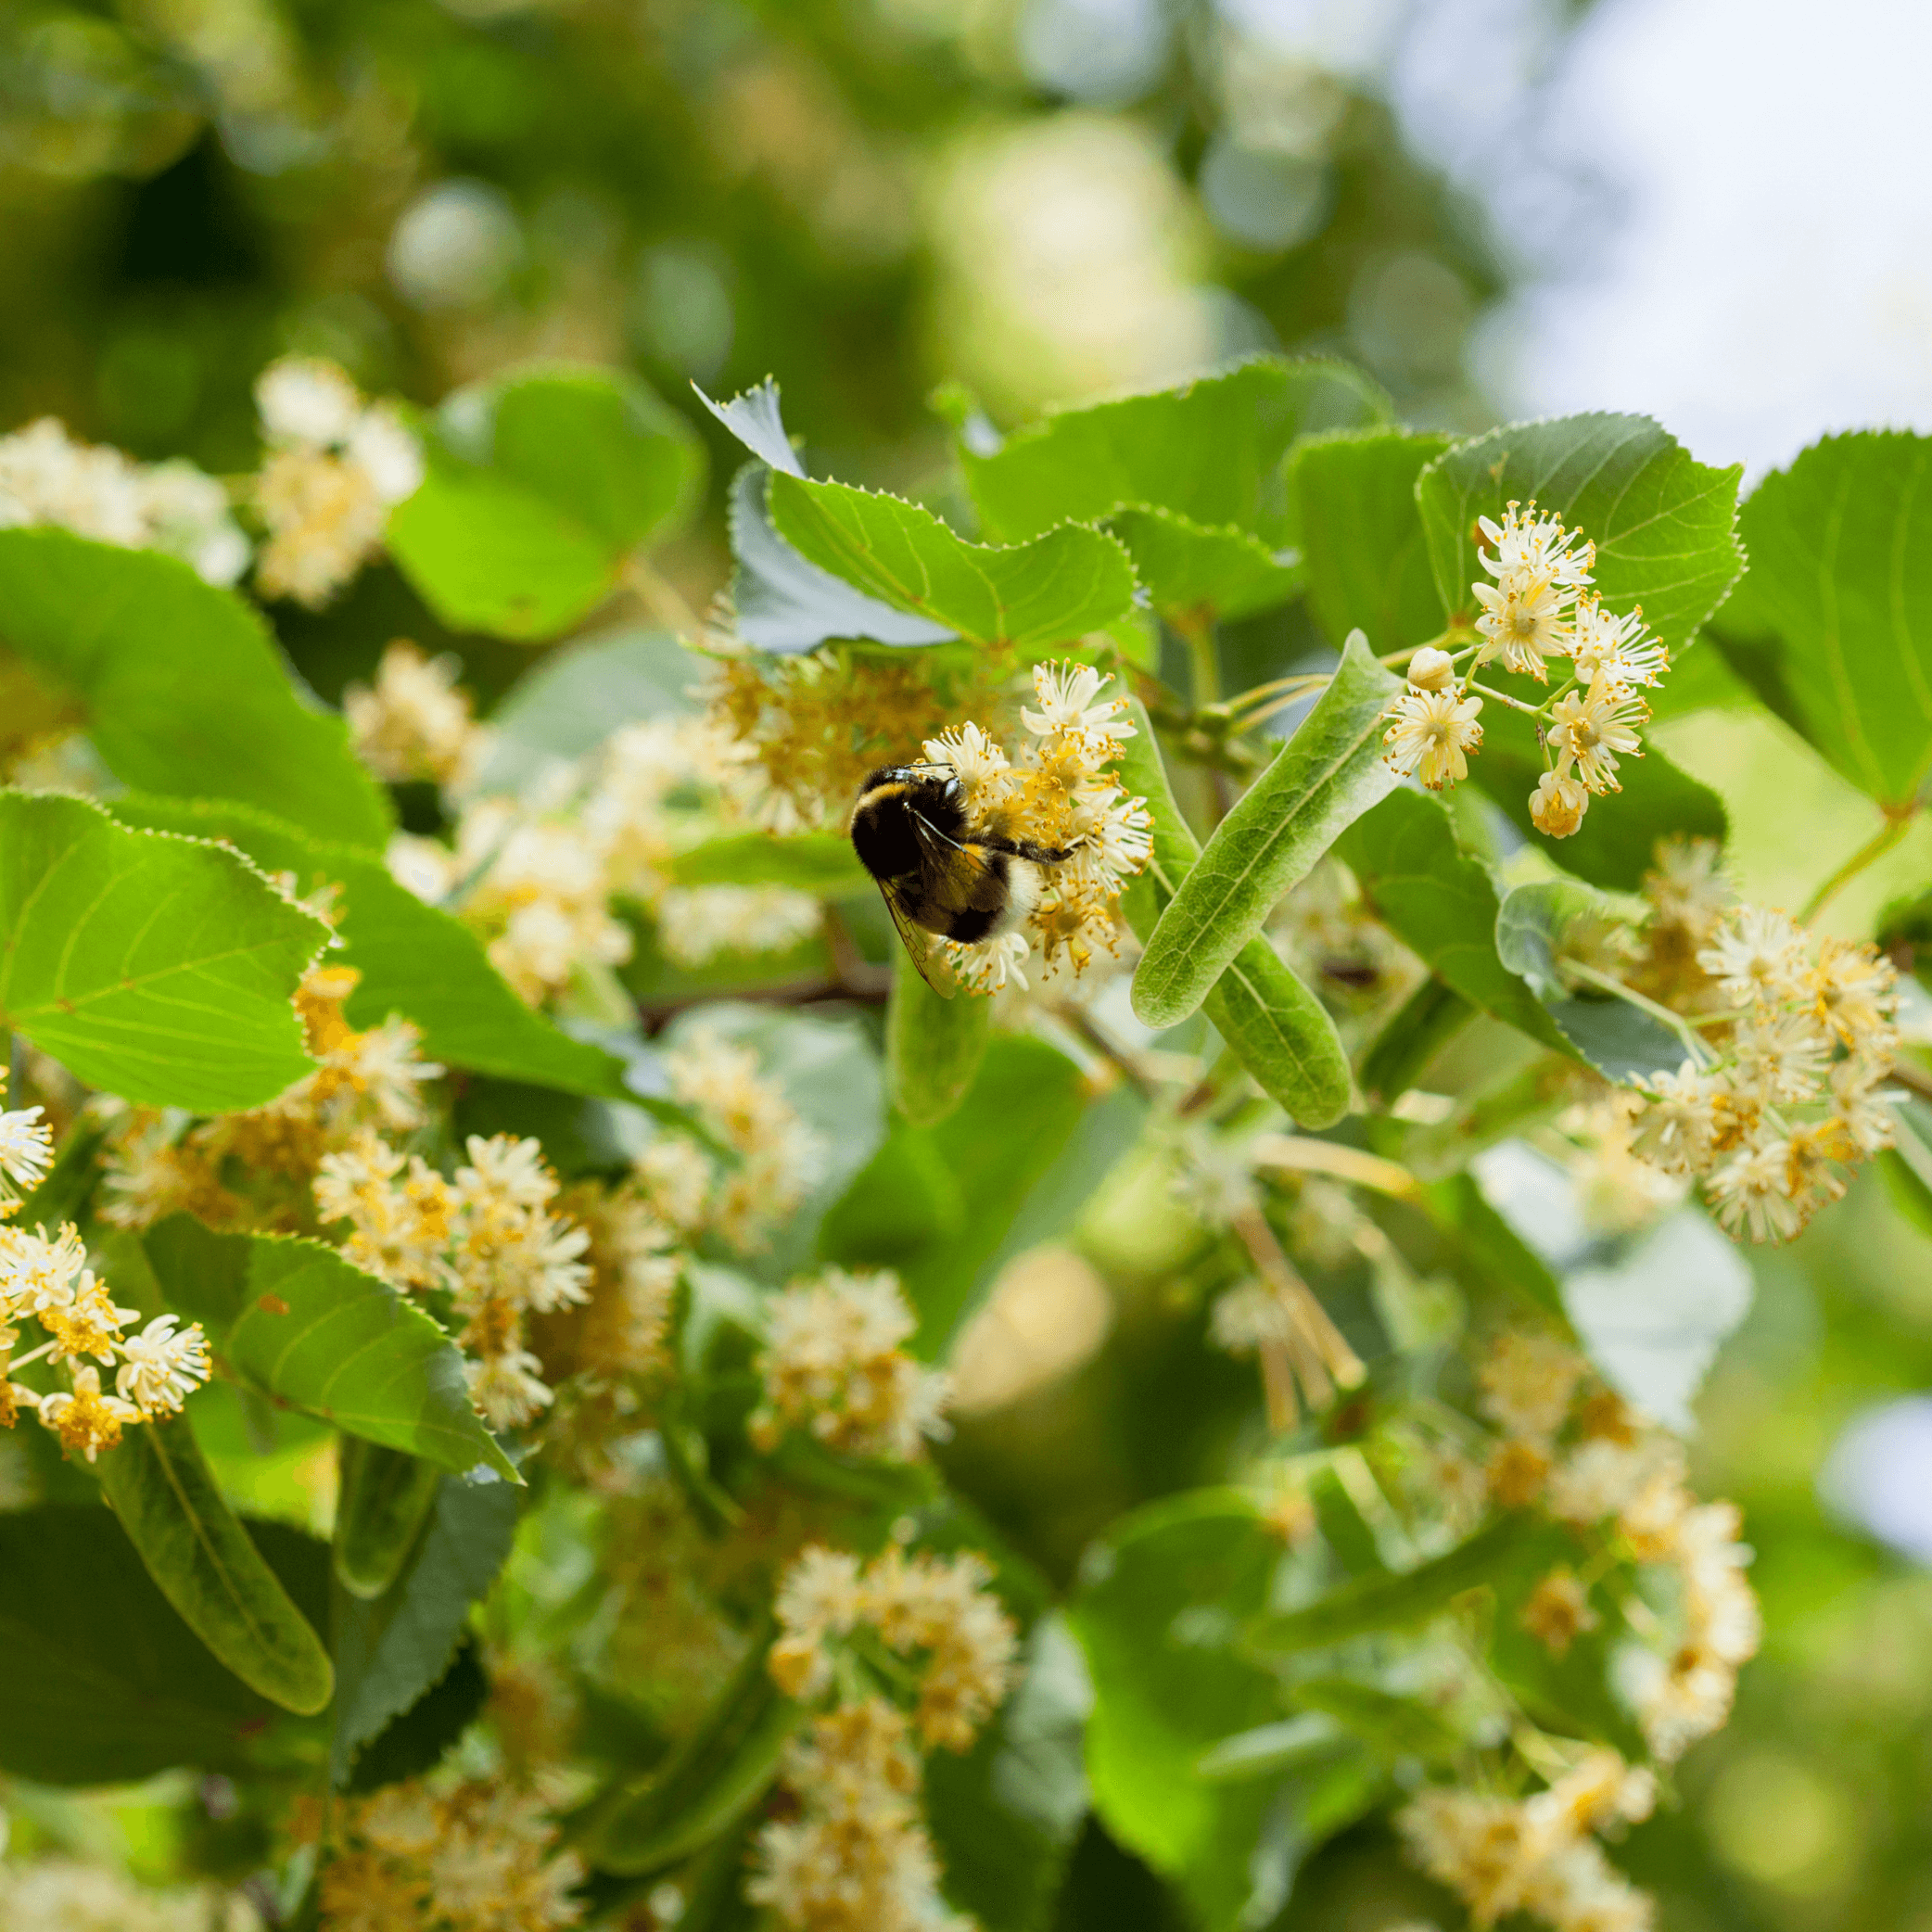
[257,356,363,446]
[38,1365,142,1462]
[457,1133,555,1209]
[1643,835,1733,942]
[1381,687,1484,790]
[252,358,421,608]
[1809,936,1898,1048]
[1549,681,1647,794]
[947,929,1031,995]
[39,1275,139,1366]
[1702,1134,1805,1243]
[1629,1062,1724,1175]
[655,884,824,968]
[346,406,426,503]
[1479,1331,1585,1444]
[921,720,1011,801]
[1477,502,1596,591]
[386,832,458,904]
[0,1221,89,1314]
[0,419,248,585]
[749,1697,950,1932]
[1022,659,1135,749]
[344,642,481,787]
[0,1074,54,1200]
[1570,597,1668,688]
[770,1544,867,1699]
[1729,1007,1831,1105]
[1472,573,1573,679]
[1546,1433,1684,1526]
[114,1314,211,1417]
[1519,1567,1599,1658]
[1528,769,1588,838]
[466,1346,554,1430]
[1829,1058,1899,1153]
[1697,905,1808,1007]
[751,1267,950,1463]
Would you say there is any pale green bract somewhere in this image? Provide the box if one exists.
[1131,632,1400,1031]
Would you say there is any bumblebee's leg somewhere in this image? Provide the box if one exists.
[974,832,1084,866]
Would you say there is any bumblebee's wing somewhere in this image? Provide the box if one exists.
[877,878,957,999]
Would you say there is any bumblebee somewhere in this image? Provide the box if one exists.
[849,764,1074,996]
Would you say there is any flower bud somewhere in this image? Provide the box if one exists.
[1406,646,1456,693]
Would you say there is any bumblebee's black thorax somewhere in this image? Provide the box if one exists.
[850,767,968,882]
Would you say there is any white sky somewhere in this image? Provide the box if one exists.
[1424,0,1932,475]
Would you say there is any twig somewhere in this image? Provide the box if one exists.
[1888,1058,1932,1101]
[1059,1007,1159,1102]
[1247,1134,1420,1200]
[620,553,703,639]
[822,905,892,998]
[1802,807,1919,922]
[1466,680,1548,718]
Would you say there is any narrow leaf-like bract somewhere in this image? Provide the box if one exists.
[1131,634,1400,1030]
[1115,701,1350,1126]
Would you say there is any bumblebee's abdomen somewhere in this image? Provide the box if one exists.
[936,876,1008,944]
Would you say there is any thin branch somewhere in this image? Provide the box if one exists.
[1059,1007,1159,1102]
[1466,680,1548,718]
[1802,807,1919,922]
[620,553,703,639]
[821,905,892,998]
[1248,1134,1420,1201]
[1888,1057,1932,1101]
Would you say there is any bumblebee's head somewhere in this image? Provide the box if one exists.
[850,766,966,882]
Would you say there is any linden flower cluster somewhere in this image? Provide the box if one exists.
[1477,1330,1761,1764]
[769,1544,1020,1748]
[748,1697,969,1932]
[0,415,249,586]
[0,1072,212,1459]
[750,1266,951,1462]
[344,640,490,789]
[1543,1424,1761,1763]
[253,356,424,608]
[315,1129,592,1430]
[0,1856,261,1932]
[1398,1748,1658,1932]
[528,1184,683,1396]
[646,1026,826,1256]
[756,1544,1019,1932]
[1380,502,1666,840]
[99,963,442,1232]
[585,717,823,970]
[1627,901,1899,1243]
[0,1231,211,1461]
[317,1778,582,1932]
[923,662,1153,994]
[384,708,820,1004]
[703,647,1013,835]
